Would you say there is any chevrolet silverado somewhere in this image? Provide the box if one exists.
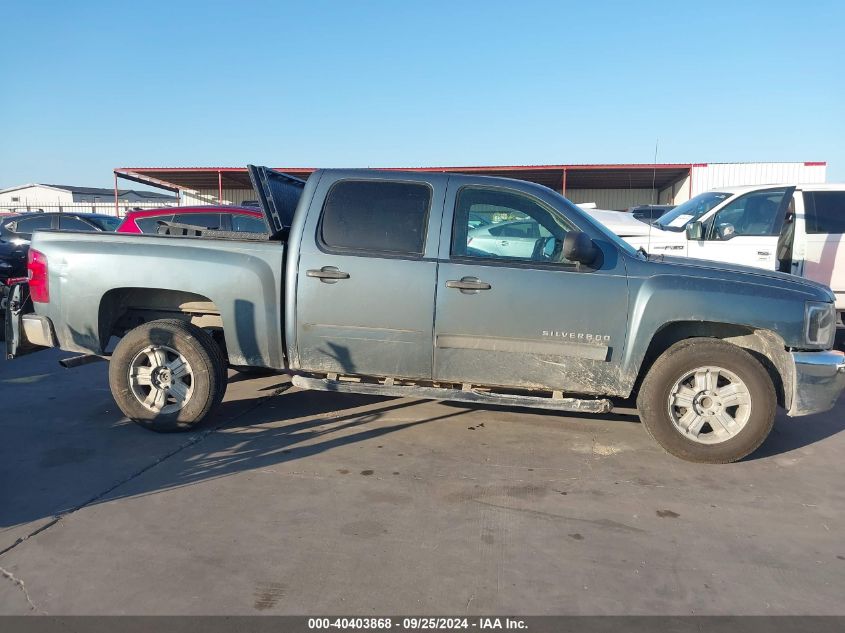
[6,166,845,463]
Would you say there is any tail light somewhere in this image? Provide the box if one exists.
[28,249,49,303]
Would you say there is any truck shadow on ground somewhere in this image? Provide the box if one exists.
[2,377,843,535]
[136,389,466,494]
[123,383,845,502]
[0,387,472,534]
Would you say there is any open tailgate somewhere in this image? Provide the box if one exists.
[4,283,54,359]
[247,165,307,239]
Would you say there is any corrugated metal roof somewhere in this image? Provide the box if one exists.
[115,162,826,194]
[115,164,695,192]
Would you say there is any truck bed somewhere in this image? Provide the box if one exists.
[28,229,287,368]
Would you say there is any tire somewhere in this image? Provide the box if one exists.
[109,319,227,432]
[637,338,776,463]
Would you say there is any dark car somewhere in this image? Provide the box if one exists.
[1,212,120,329]
[628,204,675,223]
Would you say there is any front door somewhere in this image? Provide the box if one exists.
[294,173,446,380]
[433,180,630,396]
[687,187,794,270]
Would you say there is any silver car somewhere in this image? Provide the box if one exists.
[466,217,553,259]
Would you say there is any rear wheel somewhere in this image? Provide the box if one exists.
[637,338,776,463]
[109,319,227,432]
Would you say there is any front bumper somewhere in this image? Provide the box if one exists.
[787,350,845,417]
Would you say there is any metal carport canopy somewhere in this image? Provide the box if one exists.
[113,164,693,194]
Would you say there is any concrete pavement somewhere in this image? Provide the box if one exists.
[1,349,843,614]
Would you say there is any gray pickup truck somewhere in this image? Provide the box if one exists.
[6,166,845,463]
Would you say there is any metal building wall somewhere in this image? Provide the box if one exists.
[659,175,691,205]
[565,188,661,211]
[690,162,826,195]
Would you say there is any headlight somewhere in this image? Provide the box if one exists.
[805,301,836,347]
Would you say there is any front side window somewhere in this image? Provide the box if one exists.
[320,180,431,255]
[452,187,574,264]
[57,216,95,231]
[708,189,788,239]
[804,191,845,234]
[87,216,121,231]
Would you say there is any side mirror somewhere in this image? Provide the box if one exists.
[716,223,736,240]
[686,221,703,241]
[563,231,598,265]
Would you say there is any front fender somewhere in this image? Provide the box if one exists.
[621,269,809,396]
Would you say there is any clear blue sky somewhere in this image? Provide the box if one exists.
[1,0,843,189]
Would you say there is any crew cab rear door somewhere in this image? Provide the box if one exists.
[798,189,845,312]
[292,171,446,379]
[247,165,307,238]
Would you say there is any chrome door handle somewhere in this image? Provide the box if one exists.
[757,250,771,258]
[445,277,492,294]
[306,266,350,283]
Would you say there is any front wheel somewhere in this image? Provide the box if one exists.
[637,338,776,463]
[109,319,227,432]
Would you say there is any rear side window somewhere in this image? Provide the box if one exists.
[135,215,173,233]
[320,180,431,255]
[172,213,222,229]
[804,192,845,234]
[13,215,53,234]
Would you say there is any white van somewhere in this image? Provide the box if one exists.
[593,184,845,328]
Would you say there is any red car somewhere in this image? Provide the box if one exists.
[116,205,267,234]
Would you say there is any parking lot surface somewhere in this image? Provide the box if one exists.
[1,349,843,615]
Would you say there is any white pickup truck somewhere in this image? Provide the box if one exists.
[587,185,845,334]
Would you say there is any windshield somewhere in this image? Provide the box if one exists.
[654,191,732,232]
[88,216,122,231]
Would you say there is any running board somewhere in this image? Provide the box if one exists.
[58,354,107,369]
[291,375,613,414]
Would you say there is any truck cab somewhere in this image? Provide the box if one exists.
[621,185,845,329]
